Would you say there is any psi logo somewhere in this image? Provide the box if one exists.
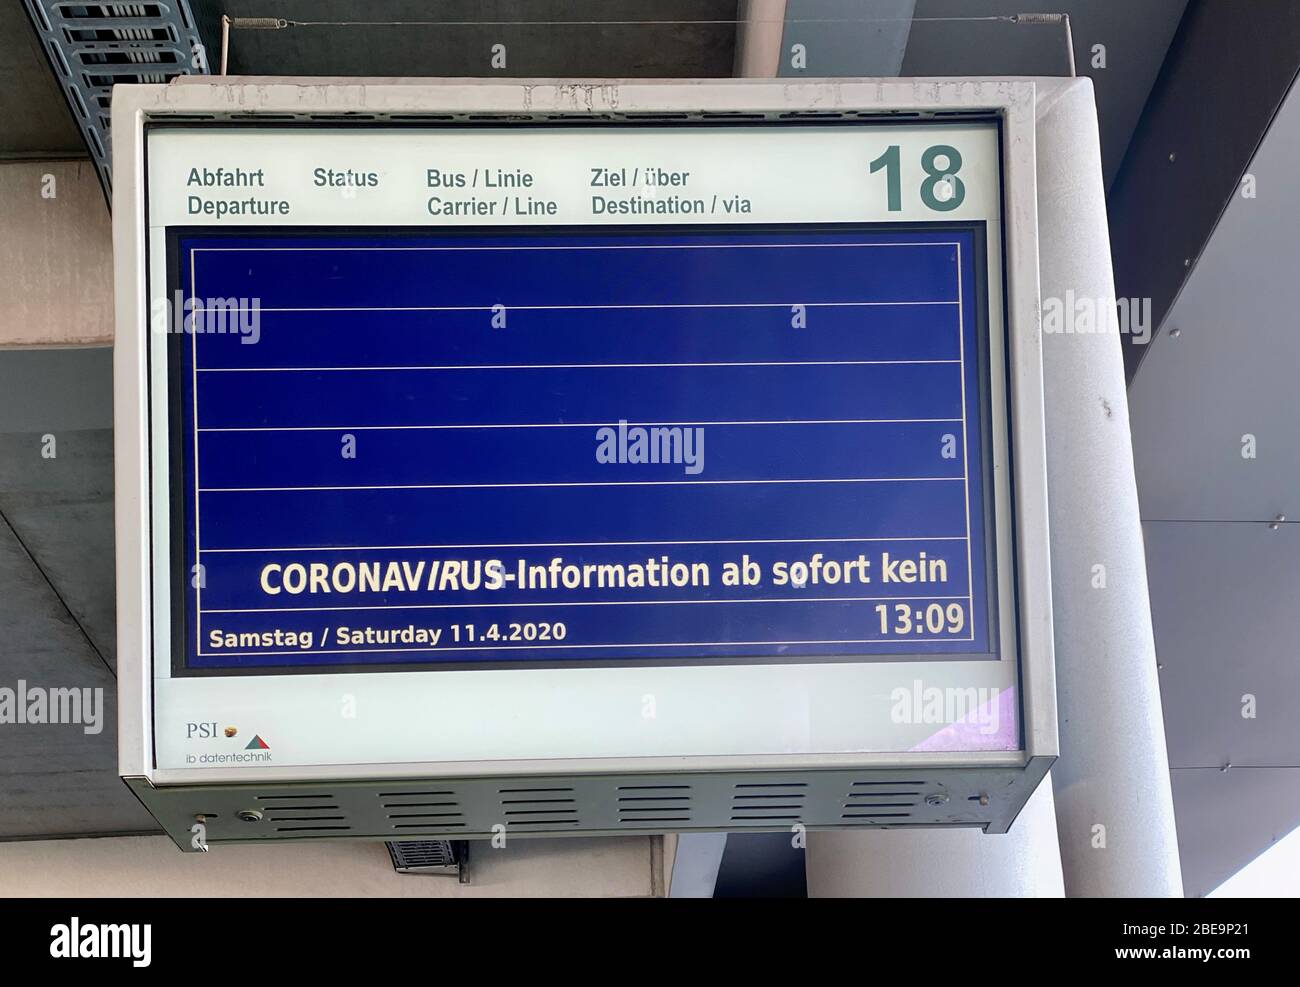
[186,722,241,739]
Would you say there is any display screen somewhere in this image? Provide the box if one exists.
[168,224,997,672]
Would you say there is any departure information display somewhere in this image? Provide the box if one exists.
[170,224,996,671]
[133,116,1032,772]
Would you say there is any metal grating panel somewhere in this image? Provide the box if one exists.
[385,839,468,879]
[128,761,1051,852]
[22,1,208,197]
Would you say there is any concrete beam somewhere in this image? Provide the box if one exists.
[666,832,727,897]
[734,0,787,77]
[0,161,112,348]
[1037,79,1183,897]
[777,0,915,78]
[0,834,666,897]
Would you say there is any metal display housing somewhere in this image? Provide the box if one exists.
[113,78,1054,850]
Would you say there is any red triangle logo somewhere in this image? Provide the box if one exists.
[244,735,270,750]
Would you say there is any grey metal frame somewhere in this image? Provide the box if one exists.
[112,78,1054,850]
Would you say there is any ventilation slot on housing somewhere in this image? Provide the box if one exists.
[616,784,692,825]
[729,782,807,824]
[379,790,465,830]
[498,787,579,828]
[840,781,925,822]
[255,792,352,833]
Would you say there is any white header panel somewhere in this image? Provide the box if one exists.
[147,123,1001,229]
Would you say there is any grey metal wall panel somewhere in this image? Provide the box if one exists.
[1111,0,1300,382]
[1146,521,1300,770]
[1130,75,1300,523]
[1171,766,1300,898]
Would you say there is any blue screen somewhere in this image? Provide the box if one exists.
[167,226,998,671]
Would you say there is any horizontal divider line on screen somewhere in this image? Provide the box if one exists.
[196,417,964,432]
[198,477,966,493]
[189,241,963,253]
[199,536,969,553]
[187,301,960,312]
[196,360,963,372]
[194,635,979,659]
[202,594,971,615]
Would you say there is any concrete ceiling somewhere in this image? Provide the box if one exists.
[211,0,1182,186]
[216,0,740,77]
[4,0,1186,185]
[0,1,82,157]
[1130,71,1300,897]
[904,0,1187,187]
[0,348,156,838]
